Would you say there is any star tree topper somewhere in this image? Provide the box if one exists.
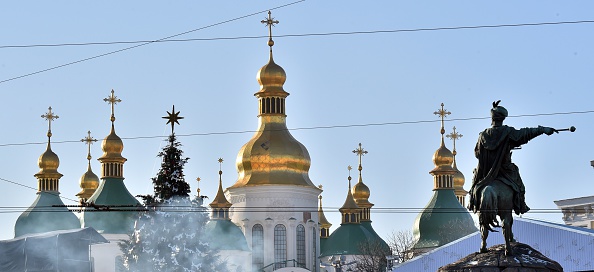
[162,105,184,134]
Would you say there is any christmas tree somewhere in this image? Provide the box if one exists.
[120,106,228,271]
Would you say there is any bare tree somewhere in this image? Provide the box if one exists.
[385,229,420,264]
[354,239,391,272]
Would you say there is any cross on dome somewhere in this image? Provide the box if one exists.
[446,126,463,156]
[41,107,59,138]
[261,11,279,49]
[352,143,368,171]
[81,130,97,161]
[103,89,121,123]
[434,103,451,136]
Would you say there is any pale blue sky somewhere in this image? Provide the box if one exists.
[1,1,593,241]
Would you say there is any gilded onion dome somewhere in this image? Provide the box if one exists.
[77,131,99,200]
[99,124,126,163]
[231,18,315,189]
[452,159,465,189]
[35,107,62,182]
[37,143,61,177]
[78,164,99,199]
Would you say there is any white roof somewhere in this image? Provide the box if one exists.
[392,217,594,272]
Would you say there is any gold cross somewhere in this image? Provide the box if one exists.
[446,126,462,155]
[261,11,279,48]
[162,105,184,134]
[347,165,353,186]
[81,131,98,161]
[41,107,59,138]
[218,157,224,170]
[103,89,121,123]
[434,103,451,135]
[352,143,368,170]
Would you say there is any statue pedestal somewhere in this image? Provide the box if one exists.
[438,242,563,272]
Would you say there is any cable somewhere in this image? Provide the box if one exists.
[2,20,594,49]
[0,177,79,203]
[0,0,305,85]
[0,109,592,148]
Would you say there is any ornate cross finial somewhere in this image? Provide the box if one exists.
[41,107,59,138]
[162,105,184,134]
[81,131,98,161]
[352,143,368,171]
[261,11,279,49]
[433,103,451,135]
[446,126,463,156]
[103,89,121,123]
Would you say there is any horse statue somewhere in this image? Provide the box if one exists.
[477,180,515,256]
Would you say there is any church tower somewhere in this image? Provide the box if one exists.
[226,12,321,272]
[412,104,477,252]
[76,131,99,202]
[80,90,140,234]
[15,107,80,237]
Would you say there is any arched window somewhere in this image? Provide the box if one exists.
[296,224,306,268]
[252,224,264,271]
[274,224,287,269]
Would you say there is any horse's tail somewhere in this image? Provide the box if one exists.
[479,186,500,232]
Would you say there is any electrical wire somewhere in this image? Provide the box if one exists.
[0,109,592,148]
[2,20,594,49]
[0,0,305,85]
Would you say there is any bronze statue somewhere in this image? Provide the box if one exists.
[468,100,562,256]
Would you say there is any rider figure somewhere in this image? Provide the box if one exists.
[468,101,556,215]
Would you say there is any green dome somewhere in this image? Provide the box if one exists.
[205,220,249,251]
[412,189,477,249]
[320,224,389,257]
[15,192,80,238]
[80,177,140,234]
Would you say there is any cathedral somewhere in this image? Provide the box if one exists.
[8,12,392,272]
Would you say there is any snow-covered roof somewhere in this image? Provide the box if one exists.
[392,217,594,272]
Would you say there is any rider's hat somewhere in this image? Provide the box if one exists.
[491,100,507,122]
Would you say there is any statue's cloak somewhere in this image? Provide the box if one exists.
[468,125,541,215]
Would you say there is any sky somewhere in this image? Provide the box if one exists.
[1,1,593,242]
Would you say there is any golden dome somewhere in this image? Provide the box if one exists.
[452,161,465,189]
[99,124,126,163]
[352,180,370,202]
[433,139,454,167]
[37,143,60,173]
[230,48,315,189]
[231,115,315,188]
[255,52,289,98]
[77,164,99,199]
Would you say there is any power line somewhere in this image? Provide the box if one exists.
[0,109,592,148]
[2,20,594,49]
[0,177,79,203]
[0,0,305,85]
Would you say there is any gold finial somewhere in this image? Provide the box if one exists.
[433,103,451,136]
[103,89,121,123]
[41,107,59,139]
[352,143,368,172]
[218,158,224,175]
[261,11,279,49]
[446,126,463,156]
[318,184,323,190]
[347,165,353,186]
[81,131,98,161]
[196,177,201,195]
[162,105,184,134]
